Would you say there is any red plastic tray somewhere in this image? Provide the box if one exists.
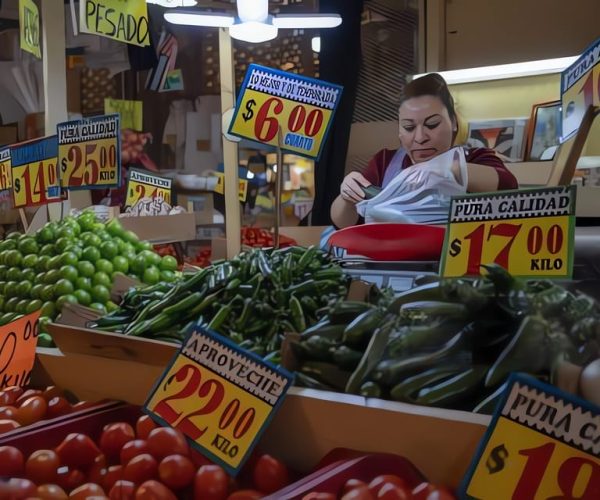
[263,450,426,500]
[328,223,446,261]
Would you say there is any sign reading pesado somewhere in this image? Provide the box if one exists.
[19,0,41,59]
[145,326,293,475]
[440,186,576,278]
[460,374,600,499]
[80,0,150,47]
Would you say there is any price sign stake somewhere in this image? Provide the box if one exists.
[228,64,343,160]
[145,326,294,475]
[460,374,600,500]
[0,310,42,389]
[57,114,121,190]
[10,136,61,208]
[126,168,172,208]
[440,186,576,278]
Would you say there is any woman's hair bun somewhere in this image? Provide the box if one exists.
[403,73,457,123]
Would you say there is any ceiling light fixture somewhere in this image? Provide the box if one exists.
[164,0,341,44]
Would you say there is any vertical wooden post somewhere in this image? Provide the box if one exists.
[274,128,284,248]
[219,28,242,258]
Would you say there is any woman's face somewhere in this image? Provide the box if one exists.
[398,95,456,163]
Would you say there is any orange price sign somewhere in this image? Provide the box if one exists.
[58,114,121,190]
[0,147,12,191]
[460,374,600,500]
[145,326,293,475]
[0,310,42,389]
[229,64,343,160]
[10,136,61,208]
[440,186,576,278]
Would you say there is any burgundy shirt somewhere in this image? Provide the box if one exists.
[363,147,519,191]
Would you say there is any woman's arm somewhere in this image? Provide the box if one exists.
[330,195,360,228]
[463,148,519,192]
[465,162,500,192]
[330,171,371,228]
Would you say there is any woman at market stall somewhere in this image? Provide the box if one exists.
[330,73,519,228]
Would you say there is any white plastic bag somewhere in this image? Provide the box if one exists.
[356,147,468,224]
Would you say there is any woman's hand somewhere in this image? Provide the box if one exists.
[340,171,371,204]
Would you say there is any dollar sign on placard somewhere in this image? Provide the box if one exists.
[449,238,462,257]
[242,99,256,121]
[14,178,20,193]
[486,444,509,474]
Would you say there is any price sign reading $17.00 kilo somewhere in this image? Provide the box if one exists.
[10,136,61,208]
[57,114,121,190]
[460,374,600,500]
[440,186,576,278]
[145,326,293,475]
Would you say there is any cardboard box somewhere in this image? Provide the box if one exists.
[120,212,197,243]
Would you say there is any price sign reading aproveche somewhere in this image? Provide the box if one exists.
[213,172,249,202]
[440,186,576,278]
[145,326,293,475]
[58,114,121,190]
[561,37,600,141]
[0,148,12,191]
[126,168,172,208]
[229,64,343,160]
[0,310,42,389]
[10,136,61,208]
[460,374,600,500]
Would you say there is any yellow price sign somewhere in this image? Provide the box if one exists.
[126,168,172,208]
[440,186,576,278]
[213,172,248,202]
[0,148,12,191]
[229,64,343,160]
[19,0,41,59]
[104,98,143,131]
[10,136,61,208]
[561,37,600,140]
[461,374,600,500]
[58,114,121,190]
[145,327,293,475]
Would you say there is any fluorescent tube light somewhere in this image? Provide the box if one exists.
[412,56,579,84]
[273,14,342,29]
[164,11,235,27]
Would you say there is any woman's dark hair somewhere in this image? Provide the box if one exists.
[402,73,457,124]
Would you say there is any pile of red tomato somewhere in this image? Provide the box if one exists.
[0,386,92,435]
[0,414,291,499]
[303,475,454,500]
[241,228,296,248]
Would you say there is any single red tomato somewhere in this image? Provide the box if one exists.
[226,489,265,500]
[108,479,136,500]
[0,445,25,477]
[25,449,60,484]
[0,386,23,405]
[88,455,108,485]
[103,465,124,493]
[46,397,72,419]
[158,454,195,490]
[252,454,289,494]
[123,454,158,485]
[135,480,177,500]
[135,415,158,440]
[302,493,337,500]
[0,478,37,498]
[100,422,136,462]
[193,464,229,500]
[55,466,86,493]
[368,475,408,497]
[412,482,436,500]
[146,428,188,461]
[69,482,106,499]
[0,418,20,433]
[377,483,411,500]
[120,439,150,466]
[0,405,18,420]
[15,395,47,426]
[55,433,102,469]
[426,487,456,500]
[341,485,375,500]
[342,479,369,495]
[15,389,43,406]
[42,385,63,402]
[36,483,69,499]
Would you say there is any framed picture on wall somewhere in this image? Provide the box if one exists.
[524,100,562,161]
[466,118,529,161]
